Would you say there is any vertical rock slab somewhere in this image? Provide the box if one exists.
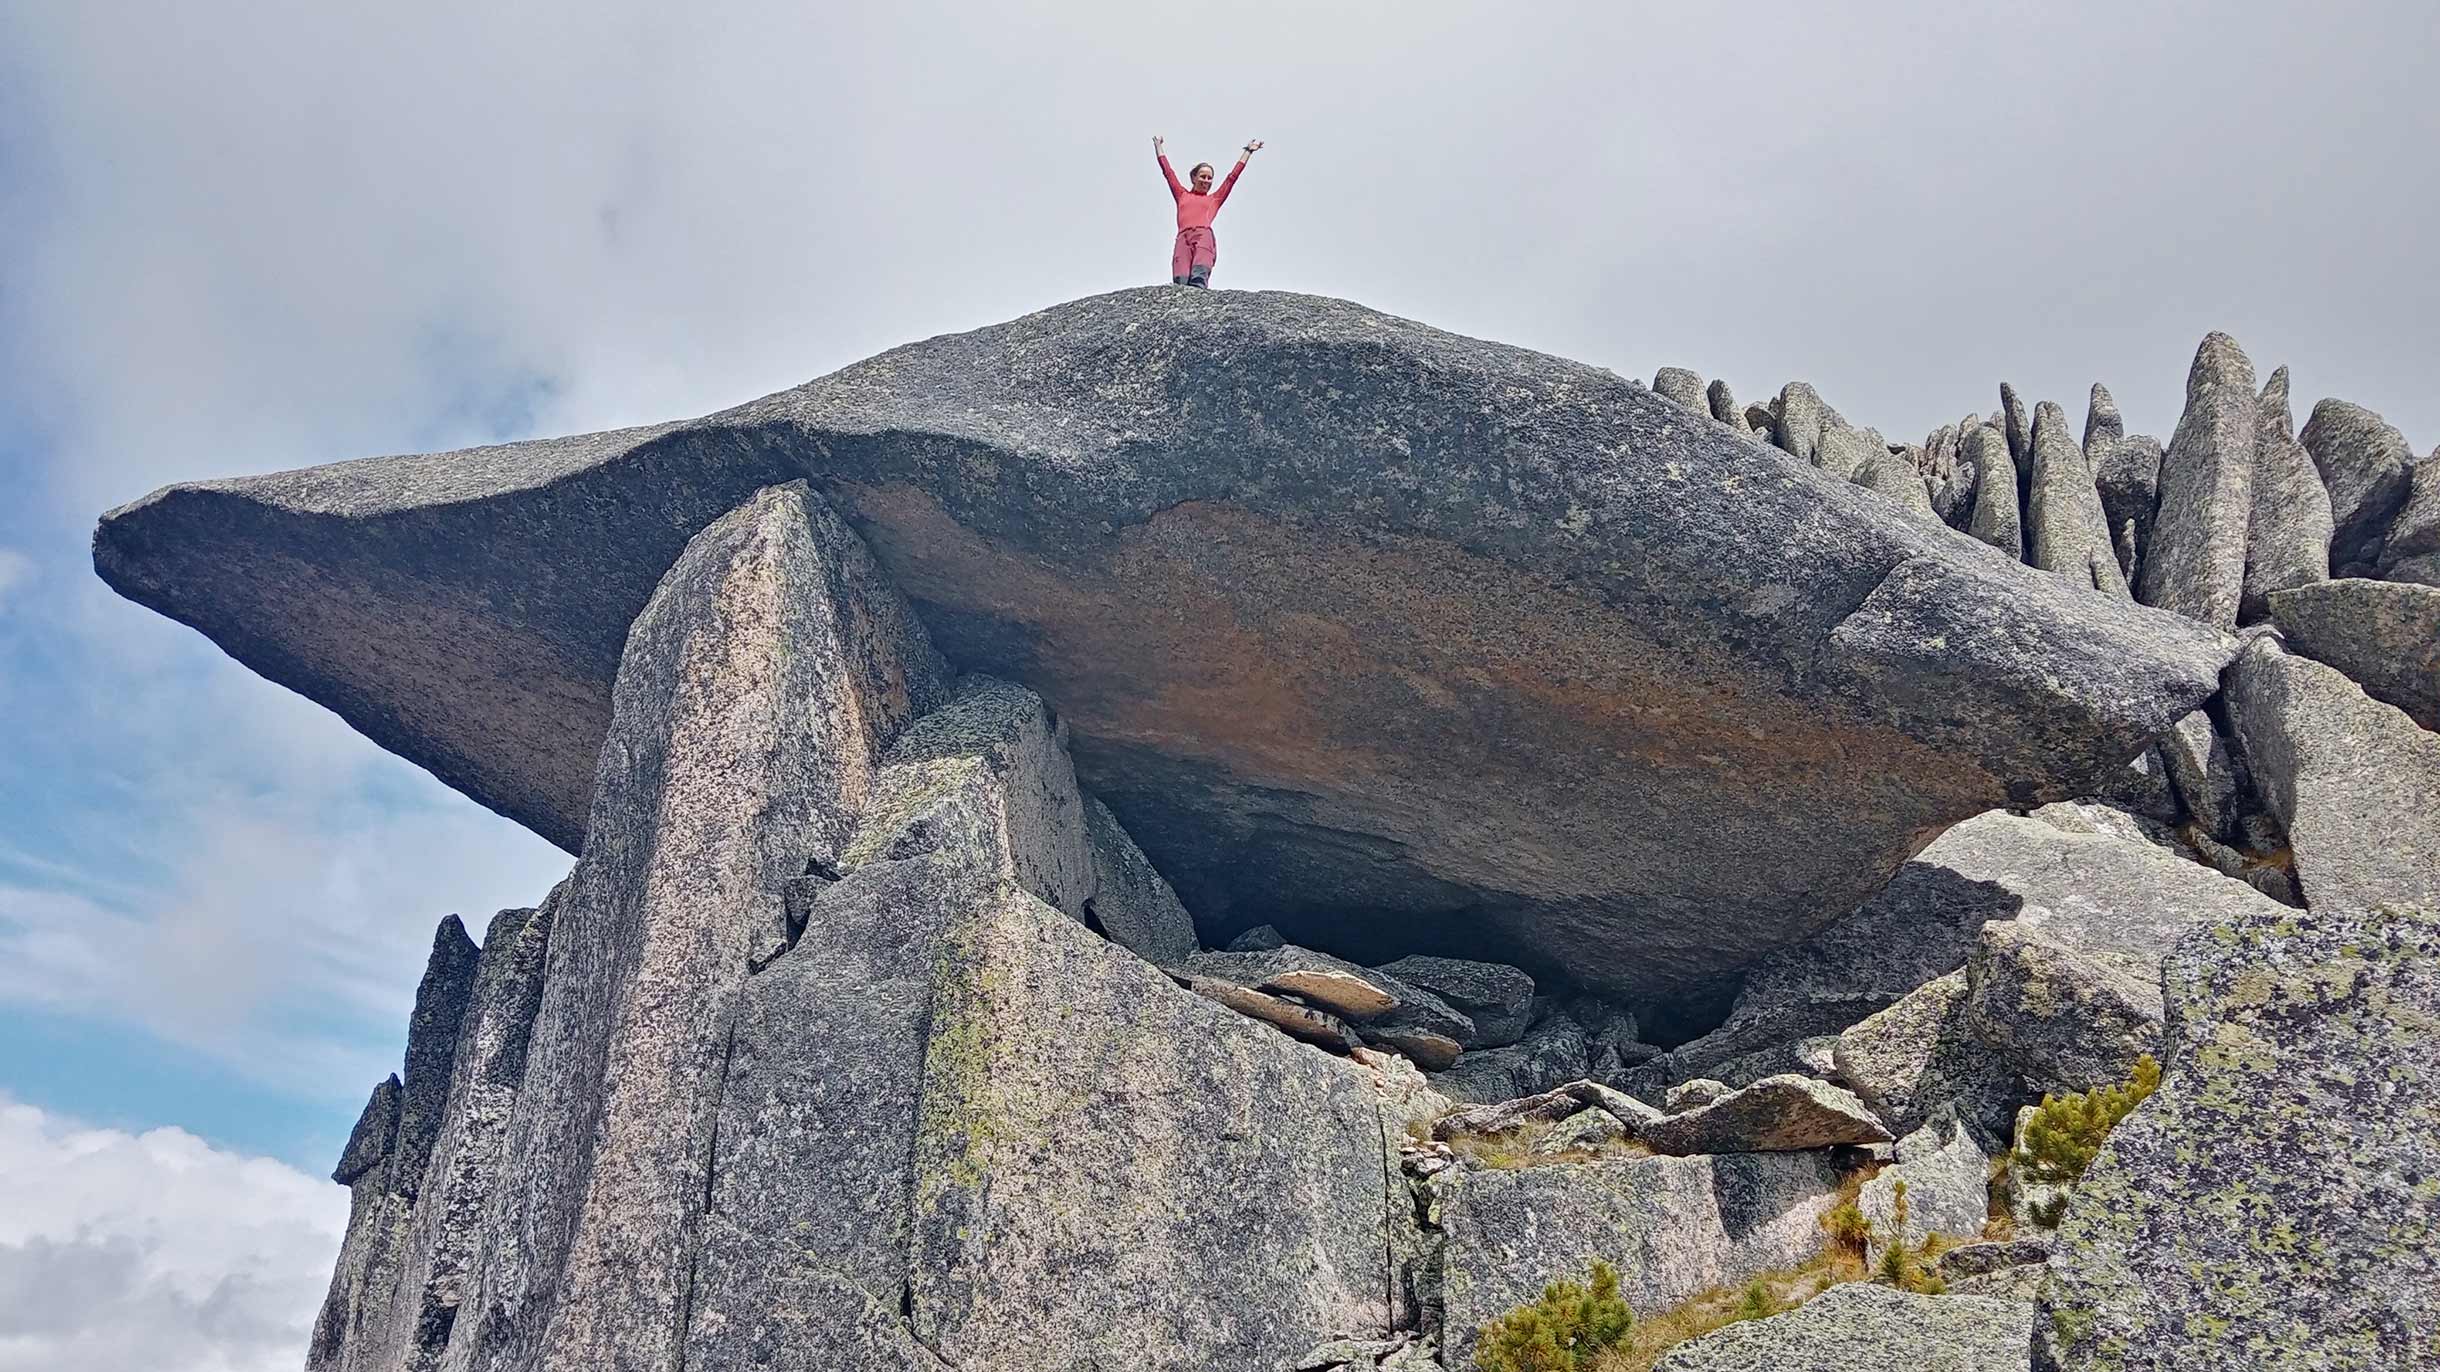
[446,482,946,1372]
[2138,333,2257,628]
[2239,364,2333,626]
[310,1078,406,1372]
[904,882,1398,1372]
[688,660,1392,1372]
[366,901,557,1372]
[2082,383,2124,453]
[2093,433,2163,581]
[1438,1151,1849,1363]
[2037,905,2440,1369]
[1964,425,2024,559]
[684,855,982,1372]
[2027,401,2128,596]
[2267,579,2440,731]
[308,919,483,1372]
[2225,639,2440,915]
[2300,398,2415,573]
[2239,437,2333,625]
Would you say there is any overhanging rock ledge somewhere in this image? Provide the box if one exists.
[92,287,2235,997]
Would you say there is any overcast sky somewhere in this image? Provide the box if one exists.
[1,3,2433,1367]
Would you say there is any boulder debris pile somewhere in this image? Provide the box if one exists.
[92,289,2434,1370]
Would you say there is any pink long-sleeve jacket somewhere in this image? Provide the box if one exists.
[1159,154,1244,231]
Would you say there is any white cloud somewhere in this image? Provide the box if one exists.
[0,1097,347,1372]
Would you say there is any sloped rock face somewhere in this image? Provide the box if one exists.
[2037,905,2440,1370]
[2226,639,2440,915]
[93,289,2235,997]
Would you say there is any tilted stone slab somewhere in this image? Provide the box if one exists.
[443,483,945,1372]
[1440,1150,1850,1364]
[1637,1074,1892,1155]
[2226,639,2440,915]
[2038,904,2440,1368]
[1657,1283,2032,1372]
[91,289,2236,996]
[1371,954,1535,1048]
[2268,578,2440,732]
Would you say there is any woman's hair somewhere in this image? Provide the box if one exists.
[1191,162,1215,179]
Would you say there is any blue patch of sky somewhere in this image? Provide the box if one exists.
[0,1005,356,1169]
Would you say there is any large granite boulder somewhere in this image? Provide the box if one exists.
[92,289,2235,997]
[2299,398,2416,572]
[2226,639,2440,914]
[1658,1283,2033,1372]
[2267,579,2440,731]
[1439,1150,1849,1364]
[2036,905,2440,1369]
[444,483,946,1372]
[1963,921,2161,1096]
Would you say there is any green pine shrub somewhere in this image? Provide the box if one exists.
[1476,1258,1634,1372]
[1869,1179,1946,1295]
[2014,1054,2162,1223]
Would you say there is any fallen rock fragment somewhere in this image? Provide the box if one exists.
[1183,975,1360,1050]
[1964,921,2160,1097]
[1706,377,1748,432]
[1858,1112,1990,1267]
